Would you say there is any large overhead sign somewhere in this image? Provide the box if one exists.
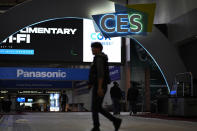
[0,67,89,81]
[0,18,83,62]
[0,18,121,63]
[0,66,120,81]
[92,3,156,37]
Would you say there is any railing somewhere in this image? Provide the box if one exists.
[171,72,193,97]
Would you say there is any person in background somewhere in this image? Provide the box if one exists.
[0,98,2,112]
[88,42,122,131]
[1,99,6,112]
[61,90,68,112]
[127,82,139,115]
[110,81,122,115]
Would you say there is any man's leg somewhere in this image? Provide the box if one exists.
[133,101,137,114]
[98,97,116,121]
[112,98,117,115]
[92,91,115,123]
[129,101,132,116]
[92,86,122,131]
[115,99,121,114]
[117,99,121,114]
[98,90,122,131]
[61,103,65,112]
[113,98,119,115]
[97,96,122,131]
[130,101,136,115]
[91,87,101,129]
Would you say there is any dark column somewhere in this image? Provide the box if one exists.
[145,67,151,112]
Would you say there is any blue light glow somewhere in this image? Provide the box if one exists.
[17,97,25,102]
[170,90,176,95]
[0,49,34,55]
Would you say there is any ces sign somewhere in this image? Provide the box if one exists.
[100,14,142,33]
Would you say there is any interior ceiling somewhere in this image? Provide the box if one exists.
[0,0,27,13]
[0,0,27,6]
[112,0,197,24]
[1,0,197,24]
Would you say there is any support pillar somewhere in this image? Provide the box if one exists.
[145,67,151,112]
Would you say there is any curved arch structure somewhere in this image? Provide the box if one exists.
[132,26,186,91]
[0,0,186,91]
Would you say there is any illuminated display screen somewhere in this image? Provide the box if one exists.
[0,18,121,63]
[50,93,60,111]
[27,98,33,102]
[83,19,121,63]
[17,97,25,102]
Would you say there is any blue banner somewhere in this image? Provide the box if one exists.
[0,67,89,80]
[0,67,120,81]
[109,66,121,81]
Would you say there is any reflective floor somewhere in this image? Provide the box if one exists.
[0,112,197,131]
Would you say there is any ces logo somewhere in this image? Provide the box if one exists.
[100,14,142,33]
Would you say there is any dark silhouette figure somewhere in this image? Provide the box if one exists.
[2,98,12,113]
[61,90,68,112]
[110,81,122,115]
[0,99,2,112]
[88,42,122,131]
[1,99,6,112]
[127,82,139,115]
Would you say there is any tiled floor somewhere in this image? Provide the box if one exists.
[133,113,197,122]
[0,112,197,131]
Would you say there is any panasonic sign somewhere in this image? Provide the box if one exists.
[0,67,89,80]
[17,69,66,78]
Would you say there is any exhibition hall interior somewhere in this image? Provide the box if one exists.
[0,0,197,131]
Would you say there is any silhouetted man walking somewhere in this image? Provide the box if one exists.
[88,42,122,131]
[61,90,68,112]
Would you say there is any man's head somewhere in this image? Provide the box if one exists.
[113,81,119,86]
[91,42,103,55]
[130,81,138,88]
[62,90,66,93]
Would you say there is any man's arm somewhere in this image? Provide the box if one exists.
[98,78,104,97]
[96,56,105,97]
[127,89,130,101]
[119,88,123,99]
